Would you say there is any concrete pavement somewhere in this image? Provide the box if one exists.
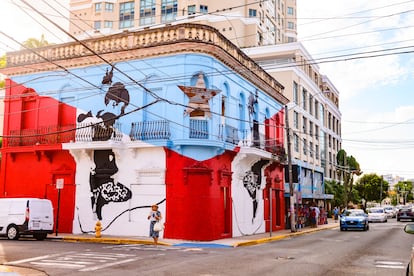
[0,219,339,275]
[51,218,339,247]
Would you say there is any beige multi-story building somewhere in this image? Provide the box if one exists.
[69,0,297,47]
[245,43,342,182]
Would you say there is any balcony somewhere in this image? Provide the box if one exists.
[130,120,171,141]
[6,120,286,163]
[7,125,75,147]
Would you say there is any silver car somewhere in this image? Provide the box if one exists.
[383,206,397,218]
[368,207,388,223]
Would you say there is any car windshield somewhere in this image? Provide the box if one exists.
[369,208,384,213]
[345,210,365,217]
[384,207,393,211]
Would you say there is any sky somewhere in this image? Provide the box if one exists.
[297,0,414,180]
[1,0,414,179]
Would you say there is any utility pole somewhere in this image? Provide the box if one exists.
[380,176,383,206]
[285,105,296,232]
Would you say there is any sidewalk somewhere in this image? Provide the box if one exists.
[50,218,339,248]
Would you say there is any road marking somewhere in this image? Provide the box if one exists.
[375,260,406,269]
[5,252,75,265]
[78,257,141,272]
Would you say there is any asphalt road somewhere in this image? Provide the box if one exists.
[1,220,413,276]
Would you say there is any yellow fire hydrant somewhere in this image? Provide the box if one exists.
[95,221,102,238]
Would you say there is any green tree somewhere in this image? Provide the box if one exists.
[354,173,389,209]
[336,149,362,207]
[394,181,413,205]
[325,180,345,208]
[21,34,50,49]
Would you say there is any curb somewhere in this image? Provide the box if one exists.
[59,236,173,246]
[49,224,339,248]
[233,224,338,247]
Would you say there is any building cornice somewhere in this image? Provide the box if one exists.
[2,23,288,105]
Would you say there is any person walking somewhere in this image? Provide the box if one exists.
[333,206,339,223]
[147,204,162,245]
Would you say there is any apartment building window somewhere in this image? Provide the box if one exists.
[309,95,313,115]
[94,21,101,29]
[288,37,295,43]
[314,100,319,119]
[309,142,313,158]
[104,20,113,28]
[315,144,319,159]
[119,1,135,28]
[328,134,332,148]
[161,0,178,22]
[302,88,307,110]
[293,111,299,129]
[315,125,319,140]
[303,139,307,155]
[302,116,307,134]
[257,31,263,45]
[309,121,313,137]
[294,134,299,152]
[95,3,102,12]
[287,7,294,15]
[188,5,196,15]
[105,2,114,12]
[249,9,257,17]
[328,113,332,129]
[293,81,298,104]
[319,104,325,125]
[140,0,156,25]
[287,21,295,29]
[200,5,208,14]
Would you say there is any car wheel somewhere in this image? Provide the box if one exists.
[397,218,400,221]
[7,225,19,240]
[34,233,47,241]
[340,228,344,231]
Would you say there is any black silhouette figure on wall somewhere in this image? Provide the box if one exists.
[102,66,114,85]
[242,160,269,222]
[77,76,130,141]
[90,150,132,220]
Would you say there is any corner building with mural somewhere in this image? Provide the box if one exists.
[0,24,289,241]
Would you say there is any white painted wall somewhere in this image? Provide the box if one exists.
[69,145,167,237]
[231,152,267,237]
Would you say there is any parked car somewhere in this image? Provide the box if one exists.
[384,206,397,218]
[340,209,369,231]
[398,207,414,222]
[367,207,388,223]
[404,224,414,275]
[0,198,54,240]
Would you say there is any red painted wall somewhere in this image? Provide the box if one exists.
[0,80,77,233]
[164,149,235,241]
[263,110,286,231]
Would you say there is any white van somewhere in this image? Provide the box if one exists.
[0,198,54,240]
